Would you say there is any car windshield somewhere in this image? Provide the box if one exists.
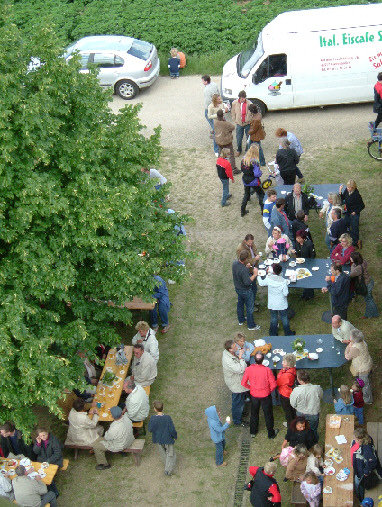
[238,32,264,77]
[127,40,152,60]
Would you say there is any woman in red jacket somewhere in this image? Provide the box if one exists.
[277,353,296,424]
[330,233,355,265]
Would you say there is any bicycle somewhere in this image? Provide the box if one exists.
[367,122,382,160]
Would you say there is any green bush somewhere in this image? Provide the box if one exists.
[11,0,377,55]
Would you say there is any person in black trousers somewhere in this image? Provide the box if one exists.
[339,180,365,248]
[276,138,299,185]
[322,262,350,320]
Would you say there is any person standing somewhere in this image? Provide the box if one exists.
[349,251,379,319]
[275,138,299,185]
[276,353,297,425]
[240,144,265,217]
[231,90,254,157]
[168,48,180,78]
[216,148,234,207]
[339,180,365,248]
[372,71,382,130]
[345,329,373,404]
[208,94,228,156]
[328,208,348,251]
[202,75,219,134]
[205,405,231,467]
[263,189,278,236]
[289,370,323,440]
[247,103,266,166]
[241,352,279,439]
[232,250,261,331]
[214,109,238,173]
[150,275,170,333]
[248,461,281,507]
[322,262,351,320]
[222,339,249,426]
[284,183,309,222]
[275,128,305,182]
[256,263,295,336]
[270,198,289,235]
[235,233,260,309]
[319,192,343,251]
[148,400,177,475]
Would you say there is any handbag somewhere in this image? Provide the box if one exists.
[354,266,368,296]
[362,471,380,490]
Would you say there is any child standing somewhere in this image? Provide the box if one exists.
[306,444,324,486]
[168,48,180,78]
[300,471,322,507]
[334,385,354,415]
[205,405,231,467]
[353,378,365,425]
[216,148,234,207]
[285,444,309,481]
[263,189,277,236]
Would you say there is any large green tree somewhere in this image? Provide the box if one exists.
[0,6,189,434]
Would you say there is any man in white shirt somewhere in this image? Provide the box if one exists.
[131,344,157,387]
[122,380,149,422]
[141,167,167,188]
[331,314,356,344]
[92,406,134,470]
[131,321,159,363]
[290,370,323,439]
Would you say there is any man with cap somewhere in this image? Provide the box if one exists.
[92,406,134,470]
[13,464,57,506]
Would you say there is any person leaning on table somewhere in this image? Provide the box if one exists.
[13,464,57,507]
[92,406,134,471]
[344,329,373,404]
[66,397,104,446]
[331,314,356,344]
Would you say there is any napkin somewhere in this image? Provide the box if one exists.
[335,435,347,444]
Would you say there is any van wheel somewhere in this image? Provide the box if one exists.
[115,80,139,100]
[250,99,266,117]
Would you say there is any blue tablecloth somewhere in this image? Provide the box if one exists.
[258,258,334,289]
[260,334,347,371]
[273,184,341,199]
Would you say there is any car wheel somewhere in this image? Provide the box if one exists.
[250,99,266,117]
[115,80,139,100]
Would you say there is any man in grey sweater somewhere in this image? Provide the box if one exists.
[289,370,323,440]
[13,465,57,507]
[222,339,249,426]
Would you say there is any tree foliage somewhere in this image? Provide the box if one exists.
[0,4,189,435]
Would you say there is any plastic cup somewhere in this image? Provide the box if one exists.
[97,402,102,409]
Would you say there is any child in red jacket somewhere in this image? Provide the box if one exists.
[277,353,296,424]
[216,148,234,208]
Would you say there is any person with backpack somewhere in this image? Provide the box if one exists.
[216,148,234,207]
[245,461,281,506]
[351,428,382,501]
[240,144,265,217]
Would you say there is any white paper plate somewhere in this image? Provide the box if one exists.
[324,459,333,467]
[312,267,319,271]
[281,191,286,194]
[316,348,323,353]
[119,370,124,374]
[263,360,269,366]
[266,353,272,358]
[259,264,266,269]
[272,356,280,362]
[258,270,266,277]
[324,466,335,476]
[308,353,319,360]
[273,349,283,354]
[323,486,332,494]
[264,259,273,266]
[273,258,280,263]
[296,258,305,264]
[20,458,31,467]
[38,470,47,478]
[102,412,109,417]
[279,351,286,356]
[29,471,39,479]
[317,196,323,199]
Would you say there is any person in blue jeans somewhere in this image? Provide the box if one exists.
[232,251,260,331]
[150,275,171,333]
[205,405,231,466]
[216,148,234,207]
[256,263,295,336]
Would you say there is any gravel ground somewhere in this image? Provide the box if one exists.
[110,75,373,156]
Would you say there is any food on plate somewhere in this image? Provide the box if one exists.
[316,348,323,353]
[323,486,332,494]
[329,415,342,429]
[324,459,333,467]
[296,258,305,264]
[324,466,335,475]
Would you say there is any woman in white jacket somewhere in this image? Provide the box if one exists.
[66,398,104,446]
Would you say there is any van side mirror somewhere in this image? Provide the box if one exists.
[252,73,259,85]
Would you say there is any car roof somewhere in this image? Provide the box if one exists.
[71,36,135,52]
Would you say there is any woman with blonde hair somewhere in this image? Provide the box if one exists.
[345,329,373,403]
[240,144,265,217]
[339,179,365,247]
[276,353,296,424]
[285,444,309,481]
[333,385,354,414]
[330,233,355,265]
[351,427,382,501]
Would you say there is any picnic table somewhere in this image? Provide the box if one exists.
[323,414,354,507]
[269,183,341,198]
[108,296,155,310]
[92,346,133,422]
[1,458,58,485]
[261,334,347,396]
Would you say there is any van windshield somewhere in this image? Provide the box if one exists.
[238,33,264,78]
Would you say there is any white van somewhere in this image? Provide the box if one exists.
[221,4,382,115]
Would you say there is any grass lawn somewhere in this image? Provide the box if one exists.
[50,139,381,506]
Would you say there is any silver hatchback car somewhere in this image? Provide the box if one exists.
[65,35,160,99]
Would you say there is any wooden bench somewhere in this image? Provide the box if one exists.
[132,420,146,436]
[60,458,69,471]
[65,439,145,465]
[366,422,382,502]
[122,439,145,466]
[290,481,306,506]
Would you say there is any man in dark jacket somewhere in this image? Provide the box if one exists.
[322,263,351,320]
[248,462,281,507]
[329,208,348,250]
[285,183,309,221]
[232,251,260,331]
[214,109,238,173]
[0,422,34,460]
[148,400,177,476]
